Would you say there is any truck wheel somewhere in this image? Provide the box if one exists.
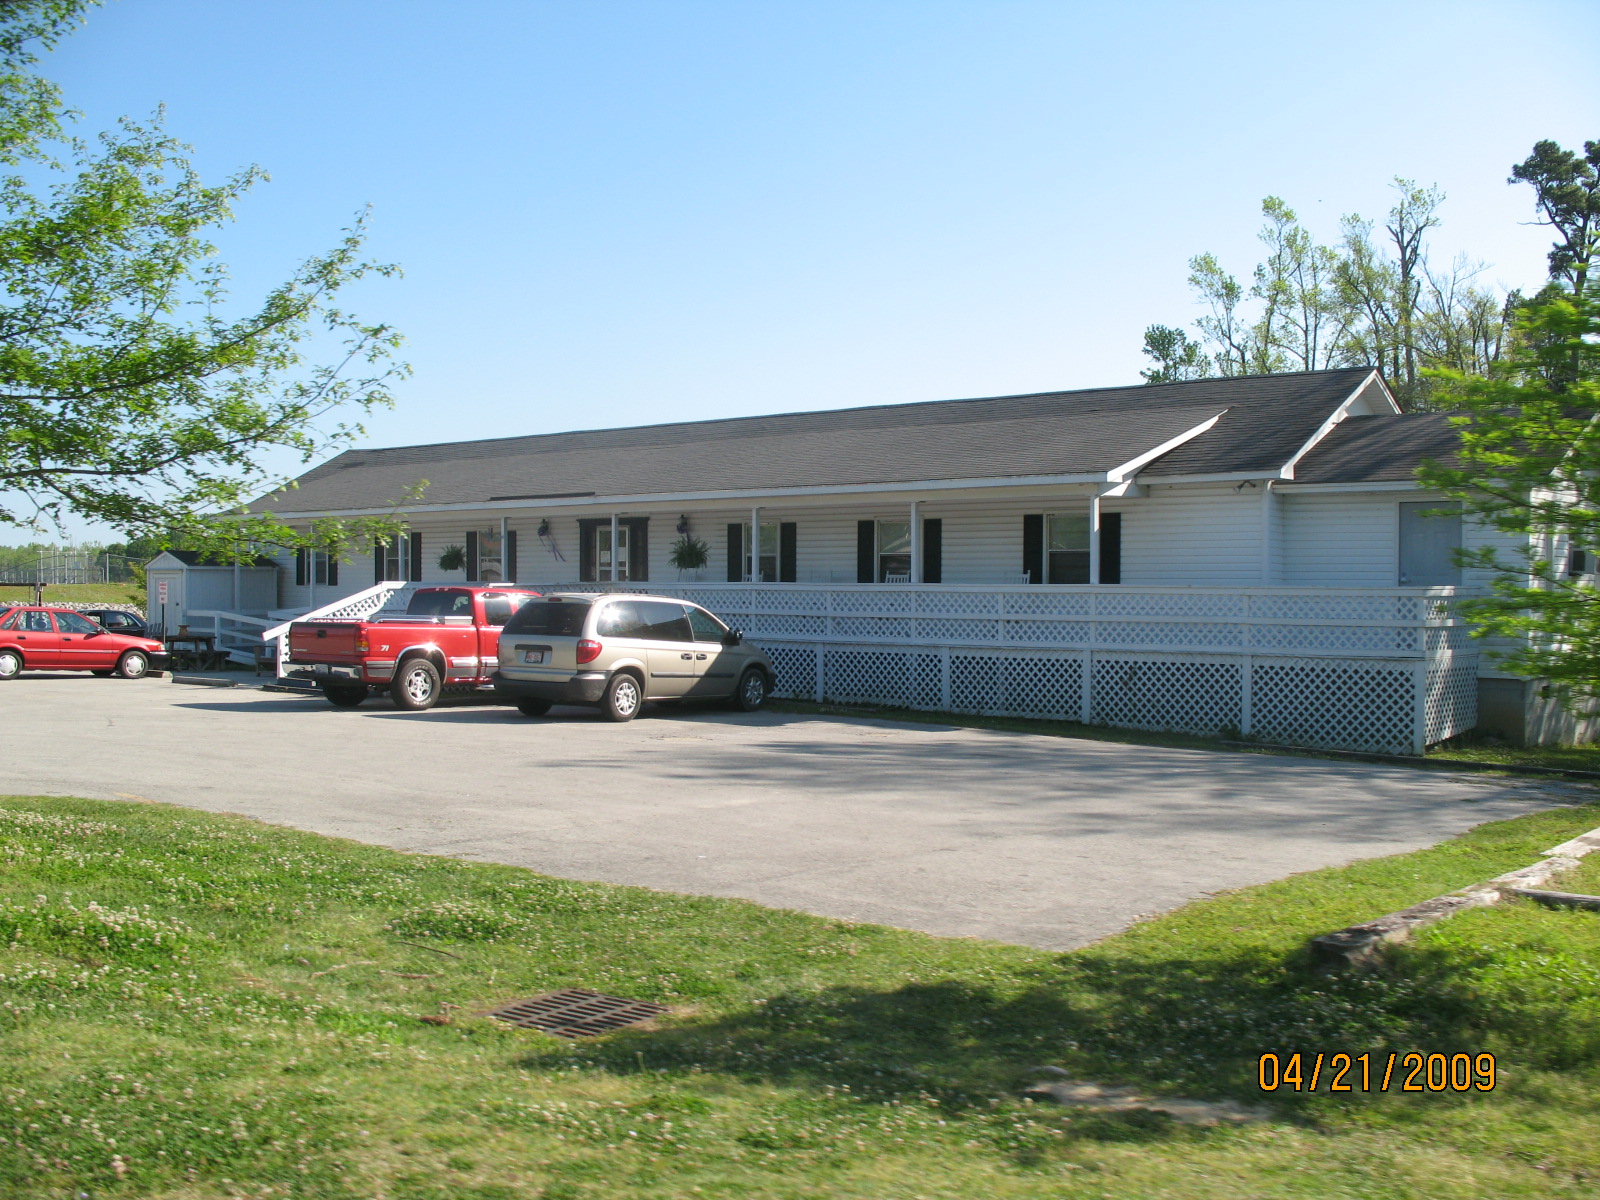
[115,650,150,680]
[515,697,552,717]
[731,667,769,712]
[324,685,367,708]
[601,672,642,722]
[391,659,442,711]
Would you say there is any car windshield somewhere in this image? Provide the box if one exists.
[502,598,592,637]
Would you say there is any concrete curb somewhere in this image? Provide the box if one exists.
[1311,825,1600,968]
[1219,740,1600,782]
[169,675,240,689]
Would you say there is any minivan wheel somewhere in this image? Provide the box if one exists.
[733,667,769,712]
[391,658,442,710]
[115,650,150,680]
[601,672,642,722]
[515,697,552,717]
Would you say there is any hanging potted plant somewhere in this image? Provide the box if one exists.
[667,535,709,580]
[437,544,466,572]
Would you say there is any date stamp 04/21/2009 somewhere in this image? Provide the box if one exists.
[1258,1052,1497,1093]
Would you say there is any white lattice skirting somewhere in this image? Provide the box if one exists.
[756,643,1473,755]
[629,584,1481,756]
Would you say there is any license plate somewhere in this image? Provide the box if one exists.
[313,663,329,675]
[522,649,546,664]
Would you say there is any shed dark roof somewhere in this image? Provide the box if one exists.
[158,550,278,568]
[1291,412,1462,483]
[258,368,1383,514]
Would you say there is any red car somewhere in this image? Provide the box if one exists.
[0,606,170,680]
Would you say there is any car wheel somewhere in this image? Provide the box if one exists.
[515,697,553,717]
[601,672,642,722]
[324,685,367,708]
[115,650,150,680]
[391,658,442,710]
[732,666,769,712]
[0,649,20,680]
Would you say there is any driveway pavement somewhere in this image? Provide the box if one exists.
[1,674,1586,949]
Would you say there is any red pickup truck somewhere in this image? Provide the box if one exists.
[287,586,540,710]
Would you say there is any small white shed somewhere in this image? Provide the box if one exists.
[144,551,279,634]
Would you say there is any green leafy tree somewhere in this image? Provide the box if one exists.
[1150,180,1511,407]
[0,1,410,559]
[1511,139,1600,297]
[1138,323,1211,383]
[1418,293,1600,712]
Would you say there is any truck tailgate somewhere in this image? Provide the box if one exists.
[289,621,364,663]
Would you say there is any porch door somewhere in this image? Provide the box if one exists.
[1398,502,1461,586]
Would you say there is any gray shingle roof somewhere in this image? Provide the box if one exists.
[1290,412,1461,483]
[258,368,1381,514]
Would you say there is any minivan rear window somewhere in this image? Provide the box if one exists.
[503,599,592,637]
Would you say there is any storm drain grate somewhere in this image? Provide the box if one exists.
[485,989,669,1037]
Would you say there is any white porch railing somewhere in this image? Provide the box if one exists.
[259,581,422,678]
[559,583,1477,755]
[183,610,276,666]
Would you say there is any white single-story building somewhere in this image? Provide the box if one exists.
[190,367,1581,751]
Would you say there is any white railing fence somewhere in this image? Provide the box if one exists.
[260,581,421,678]
[555,583,1477,755]
[183,610,276,666]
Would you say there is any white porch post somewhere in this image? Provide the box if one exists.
[1088,492,1102,584]
[1261,481,1278,585]
[749,506,760,581]
[909,500,921,582]
[609,512,619,583]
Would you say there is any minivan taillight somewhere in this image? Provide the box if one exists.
[576,638,602,665]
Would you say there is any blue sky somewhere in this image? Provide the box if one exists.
[29,0,1600,541]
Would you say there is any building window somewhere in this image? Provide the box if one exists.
[742,522,779,582]
[876,520,910,581]
[598,524,628,582]
[1569,547,1591,578]
[476,527,503,582]
[380,538,406,580]
[1046,511,1091,584]
[297,547,339,587]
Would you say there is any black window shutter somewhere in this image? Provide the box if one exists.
[779,523,797,582]
[856,520,875,583]
[578,519,601,582]
[295,547,308,587]
[408,532,423,582]
[726,524,743,581]
[922,518,942,584]
[628,518,648,582]
[1099,512,1122,584]
[373,539,385,585]
[505,530,517,582]
[326,554,338,588]
[465,531,479,580]
[1022,514,1044,585]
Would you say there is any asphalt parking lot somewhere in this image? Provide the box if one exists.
[1,673,1585,949]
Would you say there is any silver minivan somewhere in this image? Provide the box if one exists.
[492,592,776,722]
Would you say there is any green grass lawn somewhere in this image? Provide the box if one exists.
[2,795,1598,1200]
[0,583,142,607]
